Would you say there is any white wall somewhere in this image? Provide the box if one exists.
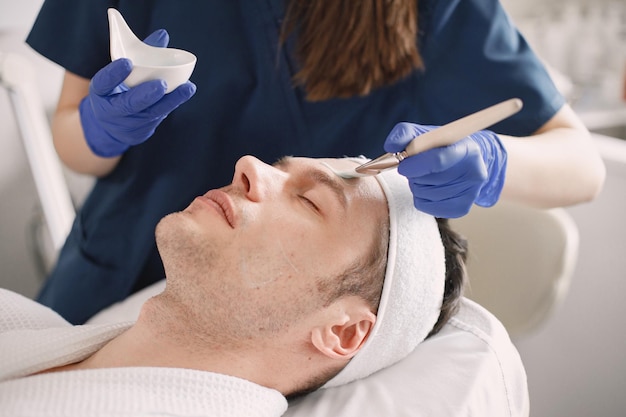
[0,1,67,297]
[0,1,63,112]
[0,1,43,30]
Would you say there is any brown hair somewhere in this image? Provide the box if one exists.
[281,0,423,101]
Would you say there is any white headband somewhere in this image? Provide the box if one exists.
[324,161,446,388]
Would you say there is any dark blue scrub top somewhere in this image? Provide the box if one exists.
[27,0,565,324]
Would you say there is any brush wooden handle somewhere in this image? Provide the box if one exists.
[405,98,523,156]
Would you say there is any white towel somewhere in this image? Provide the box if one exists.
[0,289,288,417]
[0,367,287,417]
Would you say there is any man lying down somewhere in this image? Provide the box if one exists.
[0,156,467,416]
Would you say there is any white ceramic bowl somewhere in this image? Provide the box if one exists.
[108,8,196,93]
[121,45,196,93]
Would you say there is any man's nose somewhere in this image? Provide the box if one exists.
[232,155,284,202]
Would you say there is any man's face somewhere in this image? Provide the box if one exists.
[155,156,387,344]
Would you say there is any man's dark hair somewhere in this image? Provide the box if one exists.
[428,218,468,338]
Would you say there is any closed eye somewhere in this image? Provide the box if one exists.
[299,195,320,212]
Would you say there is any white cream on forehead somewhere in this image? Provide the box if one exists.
[320,159,359,174]
[320,160,385,201]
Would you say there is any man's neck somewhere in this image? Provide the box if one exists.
[52,294,302,395]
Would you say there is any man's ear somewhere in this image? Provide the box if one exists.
[311,300,376,360]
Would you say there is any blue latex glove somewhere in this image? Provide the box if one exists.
[384,122,508,218]
[79,29,197,157]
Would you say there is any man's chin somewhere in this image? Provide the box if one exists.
[154,211,196,257]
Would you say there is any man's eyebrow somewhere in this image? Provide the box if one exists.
[274,157,348,210]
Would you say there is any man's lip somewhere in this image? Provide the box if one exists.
[198,190,237,228]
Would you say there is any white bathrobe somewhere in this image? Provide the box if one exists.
[0,289,288,417]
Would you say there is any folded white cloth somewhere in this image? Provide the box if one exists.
[0,288,131,382]
[0,289,288,417]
